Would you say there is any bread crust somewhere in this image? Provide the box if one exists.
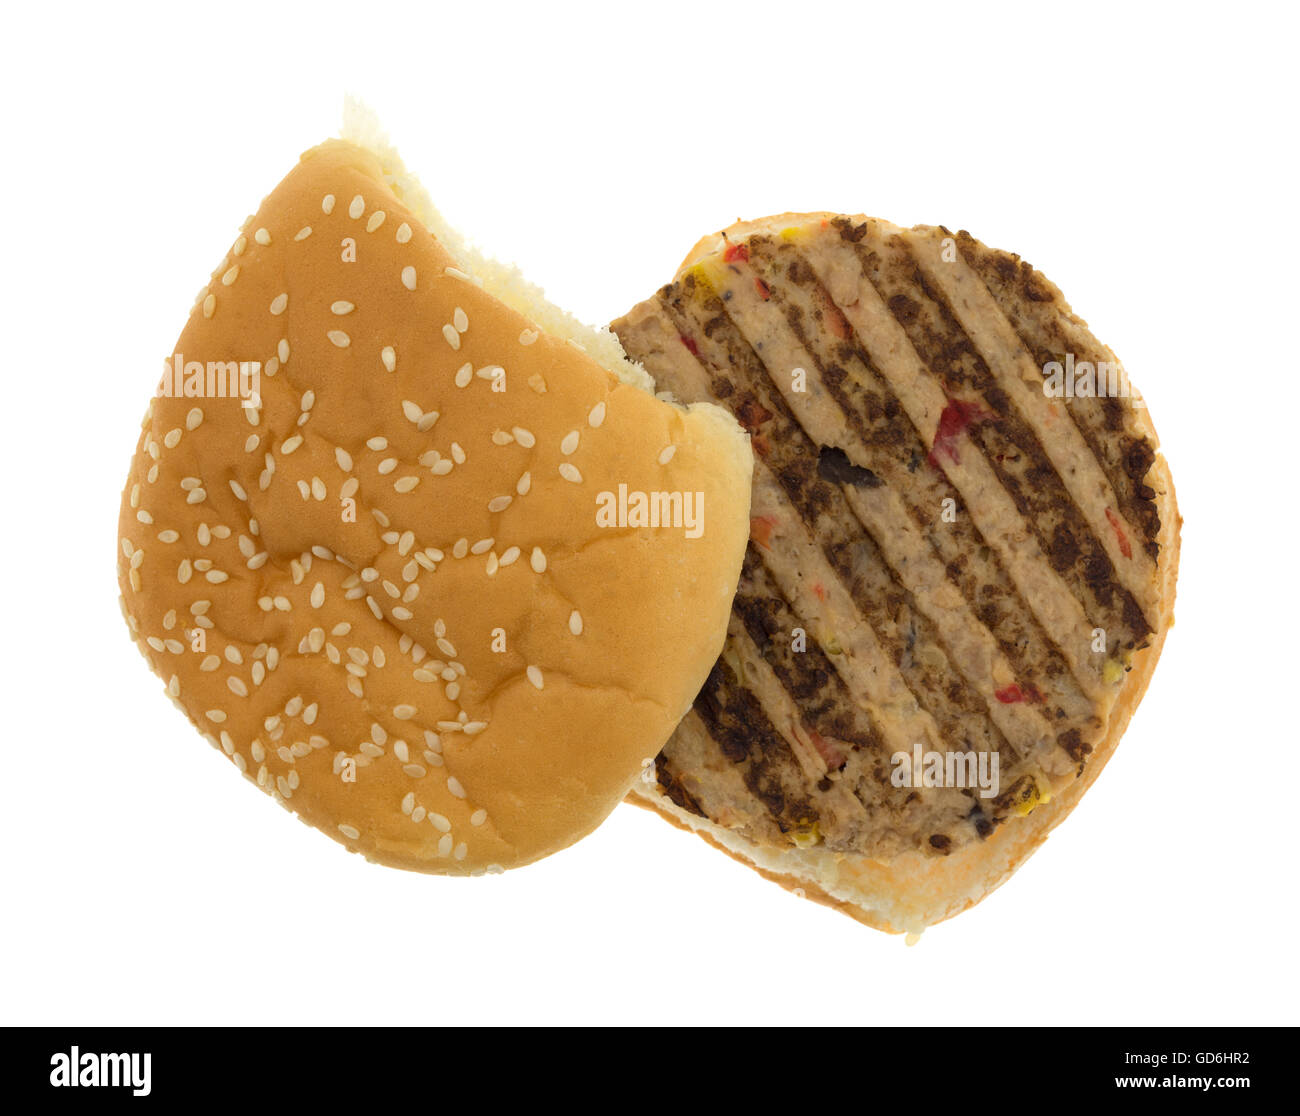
[621,213,1180,932]
[117,138,753,876]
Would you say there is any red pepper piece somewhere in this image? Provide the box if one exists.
[928,398,986,467]
[723,243,750,263]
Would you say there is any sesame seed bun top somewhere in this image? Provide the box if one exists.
[117,132,753,875]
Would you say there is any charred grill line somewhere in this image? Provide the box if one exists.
[954,233,1162,564]
[838,230,1155,647]
[740,234,1098,740]
[657,284,1020,772]
[659,283,1049,849]
[730,546,1007,849]
[692,655,822,837]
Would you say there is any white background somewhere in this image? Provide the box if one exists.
[2,0,1295,1026]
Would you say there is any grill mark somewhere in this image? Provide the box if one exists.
[693,656,821,837]
[954,232,1162,563]
[608,317,1009,855]
[730,545,1006,845]
[686,250,1108,772]
[658,284,1025,774]
[653,754,706,818]
[790,225,1110,705]
[652,709,788,847]
[841,234,1153,649]
[743,236,1097,728]
[662,280,1074,847]
[901,233,1159,632]
[732,547,884,764]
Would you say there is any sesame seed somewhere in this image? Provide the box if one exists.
[227,677,248,697]
[519,328,538,346]
[418,411,438,432]
[338,824,360,840]
[322,194,335,214]
[334,447,353,471]
[658,445,677,464]
[366,210,386,232]
[301,390,316,410]
[487,495,512,513]
[463,721,488,735]
[470,809,487,826]
[270,293,287,315]
[453,843,468,861]
[450,442,465,465]
[281,434,303,454]
[381,345,396,372]
[453,307,469,333]
[328,329,350,347]
[401,792,415,815]
[446,776,466,799]
[394,704,416,720]
[530,547,546,573]
[184,407,203,431]
[221,265,240,286]
[394,476,419,493]
[348,194,365,219]
[437,834,453,857]
[526,665,544,689]
[366,437,388,451]
[561,430,580,455]
[470,538,494,555]
[445,266,471,280]
[454,362,473,387]
[310,477,326,500]
[279,338,290,363]
[512,427,535,448]
[202,293,216,318]
[588,401,606,428]
[396,222,412,243]
[331,300,354,315]
[569,610,583,635]
[401,265,417,290]
[254,227,271,245]
[499,546,520,566]
[516,471,531,495]
[452,538,468,559]
[442,324,461,349]
[294,226,312,241]
[558,463,582,483]
[233,236,246,256]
